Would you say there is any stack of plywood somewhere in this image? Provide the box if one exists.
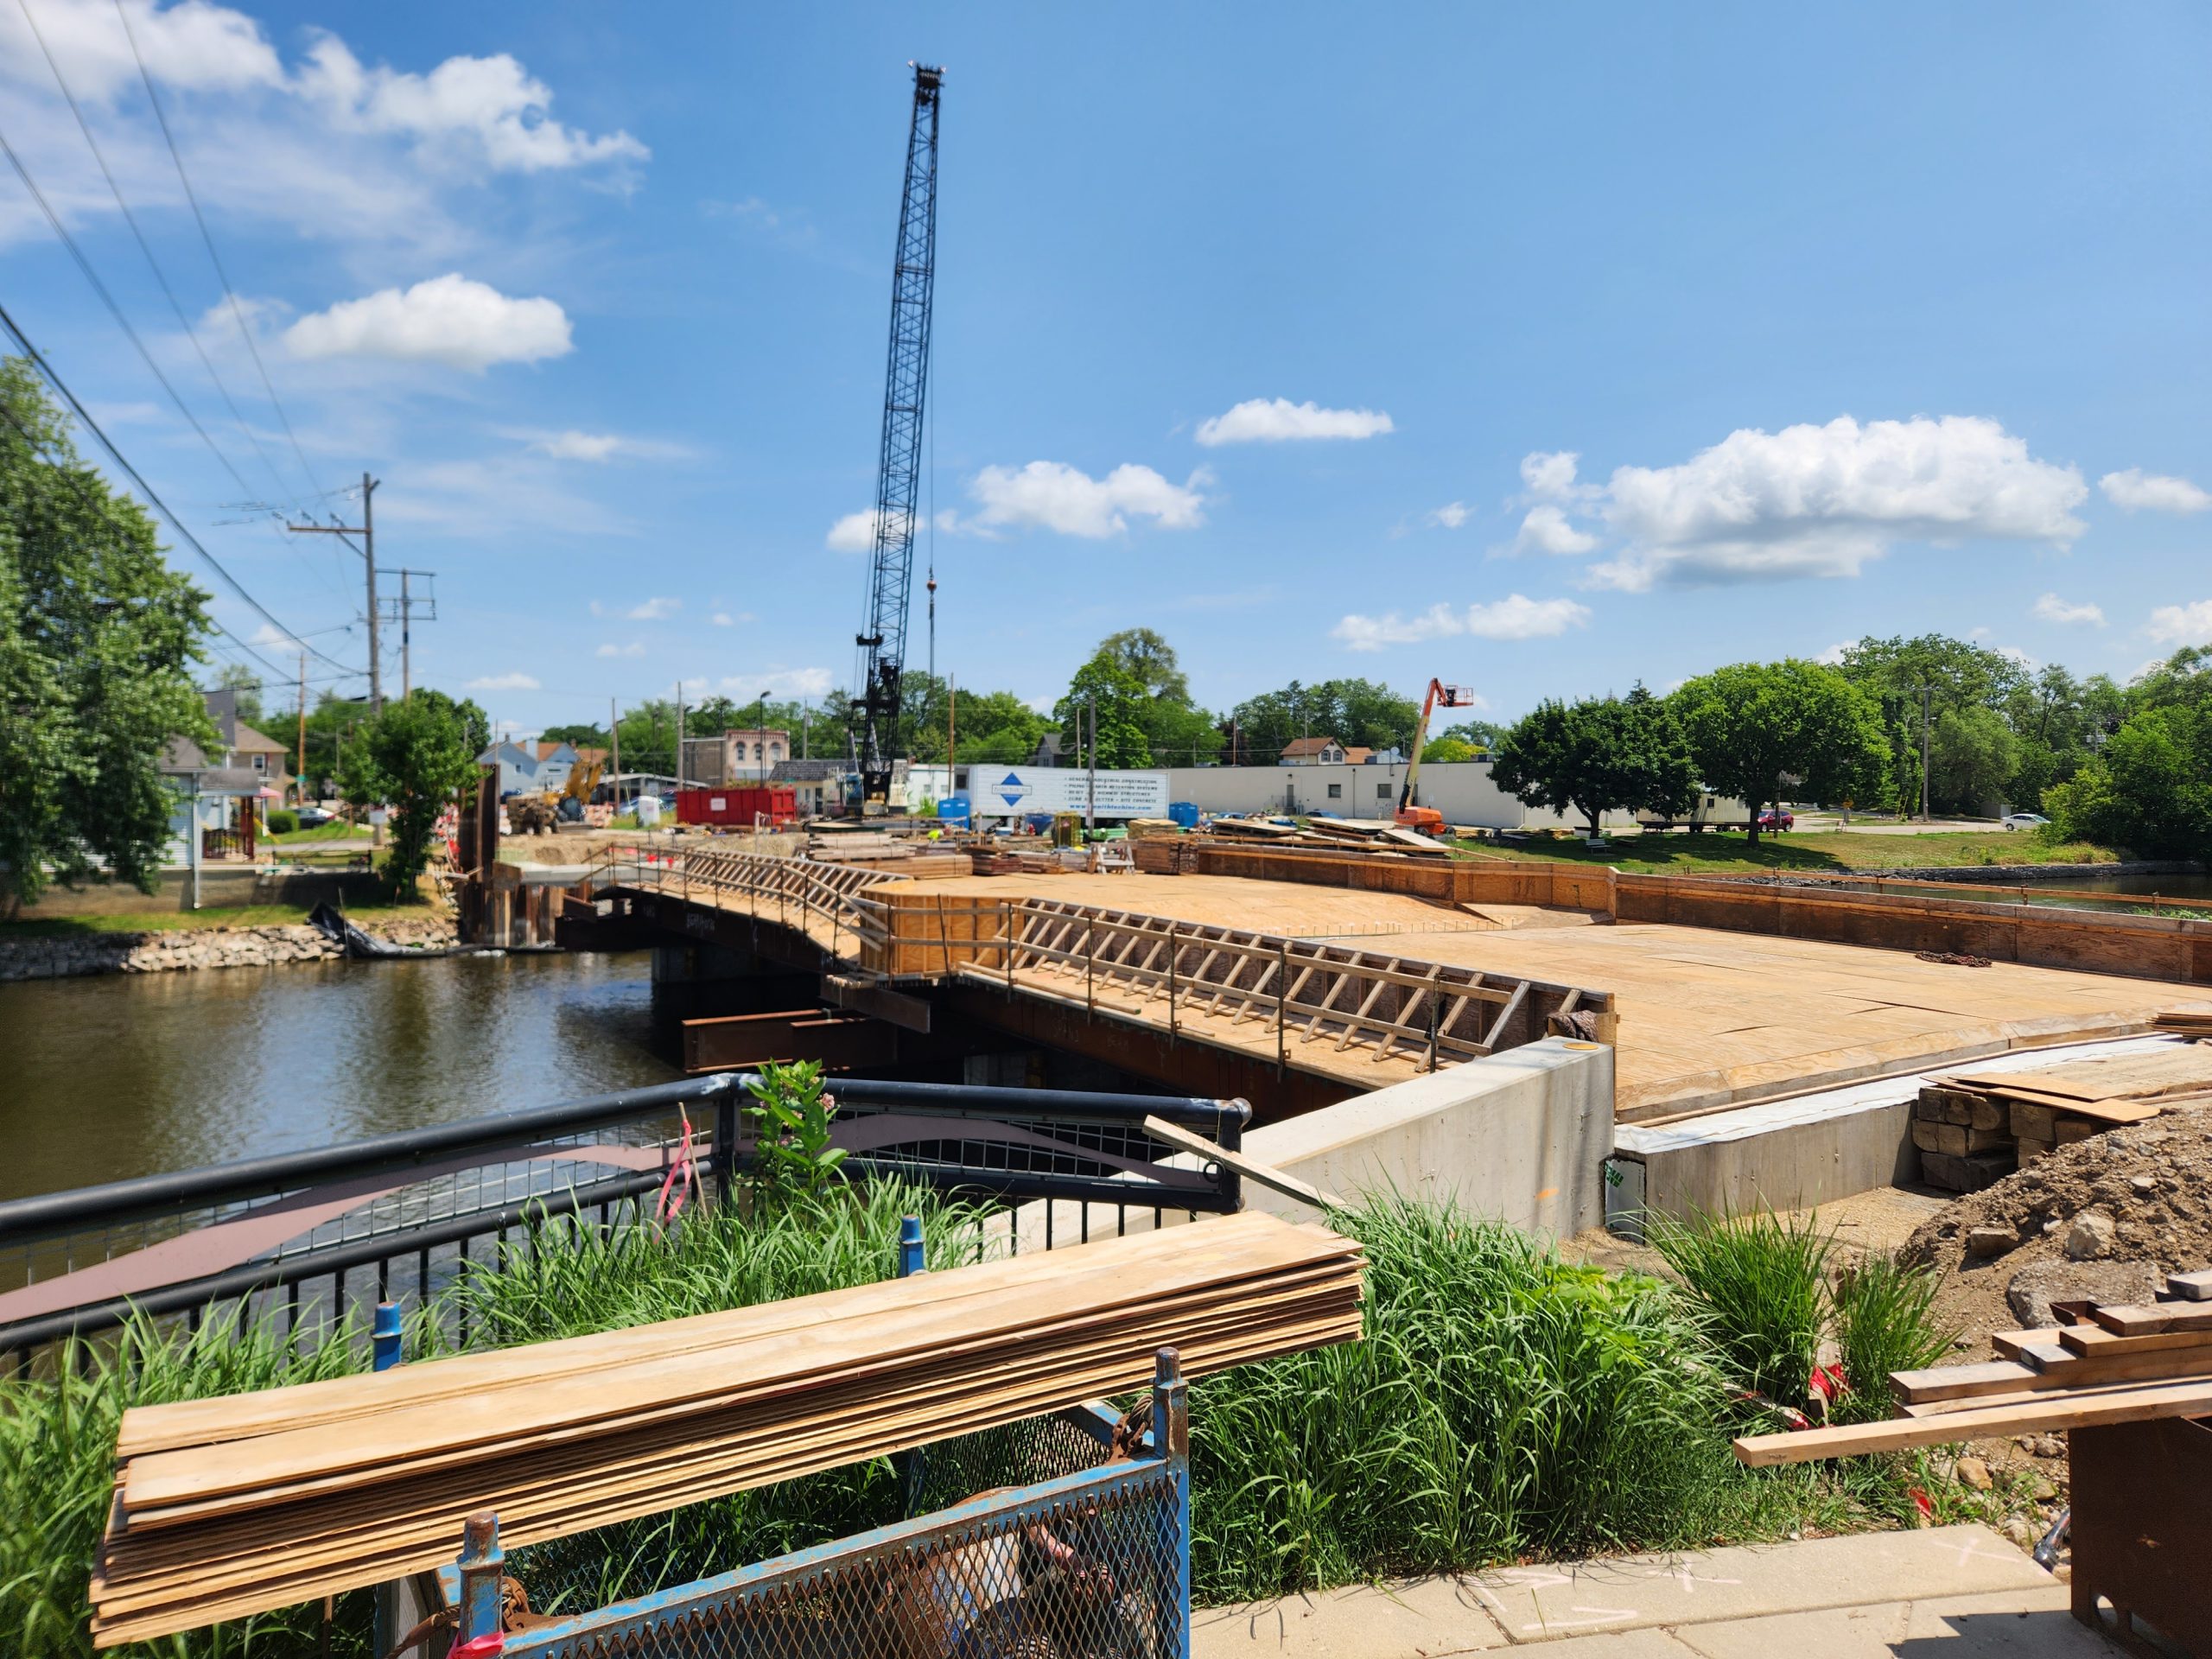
[91,1214,1362,1649]
[1202,819,1453,859]
[1736,1264,2212,1466]
[1910,1040,2212,1192]
[2153,1010,2212,1039]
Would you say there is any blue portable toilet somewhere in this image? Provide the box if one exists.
[1167,801,1199,830]
[935,794,970,824]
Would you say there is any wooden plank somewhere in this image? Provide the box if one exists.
[1734,1377,2212,1465]
[1891,1360,2034,1404]
[2089,1301,2212,1338]
[2059,1324,2212,1358]
[1141,1114,1352,1213]
[2170,1269,2212,1302]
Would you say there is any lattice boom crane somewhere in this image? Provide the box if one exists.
[851,62,943,808]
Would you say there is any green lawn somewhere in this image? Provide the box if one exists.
[268,820,371,846]
[1452,828,2123,874]
[0,901,423,940]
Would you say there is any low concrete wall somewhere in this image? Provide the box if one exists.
[1004,1036,1614,1249]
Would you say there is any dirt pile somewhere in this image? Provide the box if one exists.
[1901,1103,2212,1344]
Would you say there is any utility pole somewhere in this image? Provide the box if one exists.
[1919,684,1933,822]
[609,698,621,810]
[948,676,957,806]
[676,683,686,791]
[289,474,380,714]
[379,570,436,701]
[295,652,306,806]
[1086,691,1097,834]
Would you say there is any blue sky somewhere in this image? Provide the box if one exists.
[3,3,2209,738]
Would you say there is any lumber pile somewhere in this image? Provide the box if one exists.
[1202,817,1453,858]
[1736,1264,2212,1466]
[2153,1009,2212,1039]
[1910,1039,2212,1192]
[91,1213,1362,1648]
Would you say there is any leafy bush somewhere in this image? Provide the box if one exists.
[265,808,298,836]
[742,1061,847,1205]
[1649,1208,1830,1413]
[1828,1253,1959,1425]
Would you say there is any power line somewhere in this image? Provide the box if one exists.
[0,295,359,678]
[15,0,296,509]
[0,122,258,500]
[109,0,326,505]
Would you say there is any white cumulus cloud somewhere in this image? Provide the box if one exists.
[595,642,645,658]
[295,35,647,172]
[2033,593,2106,626]
[1332,594,1592,651]
[1814,641,1853,665]
[1194,398,1394,447]
[1513,504,1599,556]
[1426,501,1471,529]
[526,429,689,463]
[1585,415,2085,591]
[2100,468,2212,514]
[965,461,1207,538]
[466,671,539,691]
[825,507,913,552]
[1520,451,1586,500]
[2147,601,2212,647]
[283,273,571,371]
[626,597,678,621]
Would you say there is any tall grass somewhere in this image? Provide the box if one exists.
[1188,1198,1744,1601]
[1648,1208,1831,1413]
[0,1314,373,1659]
[1829,1254,1959,1426]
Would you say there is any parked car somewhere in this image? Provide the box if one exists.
[1757,807,1796,832]
[2001,811,2050,831]
[294,805,335,830]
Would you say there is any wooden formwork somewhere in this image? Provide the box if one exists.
[888,893,1609,1075]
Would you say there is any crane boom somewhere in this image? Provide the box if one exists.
[852,63,944,807]
[1397,677,1479,831]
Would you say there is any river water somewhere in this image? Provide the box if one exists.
[0,952,678,1203]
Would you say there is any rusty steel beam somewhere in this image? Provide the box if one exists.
[820,973,933,1033]
[682,1010,899,1075]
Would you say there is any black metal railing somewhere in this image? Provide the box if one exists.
[0,1075,1246,1370]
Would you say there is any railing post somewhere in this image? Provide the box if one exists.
[1086,916,1096,1016]
[1153,1346,1192,1659]
[1167,925,1179,1041]
[372,1299,402,1371]
[369,1301,410,1658]
[1217,1103,1246,1213]
[897,1215,927,1516]
[1275,941,1287,1074]
[716,1090,741,1206]
[455,1510,505,1643]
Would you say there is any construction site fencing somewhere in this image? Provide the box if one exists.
[587,841,906,966]
[0,1076,1245,1373]
[449,1354,1192,1659]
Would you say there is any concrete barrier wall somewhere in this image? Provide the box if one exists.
[1006,1037,1615,1249]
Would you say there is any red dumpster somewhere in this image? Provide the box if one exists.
[676,786,797,827]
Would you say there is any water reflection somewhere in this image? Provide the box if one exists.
[0,951,678,1201]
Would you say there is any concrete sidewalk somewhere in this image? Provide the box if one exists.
[1194,1525,2120,1658]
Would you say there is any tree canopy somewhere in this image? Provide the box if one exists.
[1229,677,1420,762]
[1491,687,1698,836]
[1,359,213,909]
[1670,660,1887,843]
[339,690,487,899]
[2042,649,2212,859]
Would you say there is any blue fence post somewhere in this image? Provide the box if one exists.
[456,1510,505,1642]
[1154,1344,1192,1659]
[372,1299,403,1371]
[897,1214,926,1515]
[370,1301,409,1656]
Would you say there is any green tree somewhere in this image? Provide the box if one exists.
[2044,703,2211,858]
[1054,653,1153,768]
[1671,660,1887,845]
[1837,633,2034,814]
[1929,703,2020,815]
[1437,719,1508,755]
[339,690,487,899]
[1230,677,1421,761]
[1491,687,1698,837]
[1,359,213,910]
[540,721,609,750]
[1421,735,1478,764]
